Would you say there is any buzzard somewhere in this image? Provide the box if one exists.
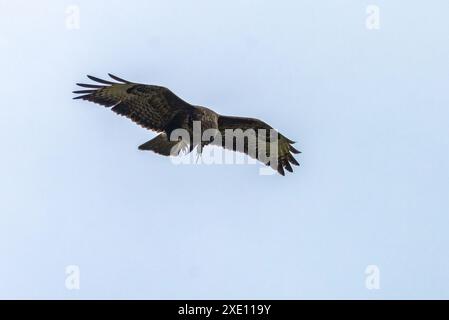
[73,74,300,175]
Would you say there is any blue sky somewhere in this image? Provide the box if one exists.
[1,0,448,299]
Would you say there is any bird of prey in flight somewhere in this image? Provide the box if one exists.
[73,74,300,175]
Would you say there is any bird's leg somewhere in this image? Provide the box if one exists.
[195,152,200,164]
[195,145,202,164]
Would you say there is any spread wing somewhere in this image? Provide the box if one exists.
[215,115,300,175]
[73,74,193,132]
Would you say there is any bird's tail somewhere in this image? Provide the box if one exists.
[138,133,187,156]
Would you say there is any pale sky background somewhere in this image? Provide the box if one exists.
[1,0,448,299]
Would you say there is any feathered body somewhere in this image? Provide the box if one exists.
[73,74,300,175]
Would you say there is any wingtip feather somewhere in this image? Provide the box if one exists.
[73,90,95,94]
[288,154,300,166]
[73,94,91,100]
[277,165,285,176]
[76,83,104,89]
[290,145,301,154]
[87,75,115,85]
[108,73,130,83]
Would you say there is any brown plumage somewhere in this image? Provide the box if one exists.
[73,74,300,175]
